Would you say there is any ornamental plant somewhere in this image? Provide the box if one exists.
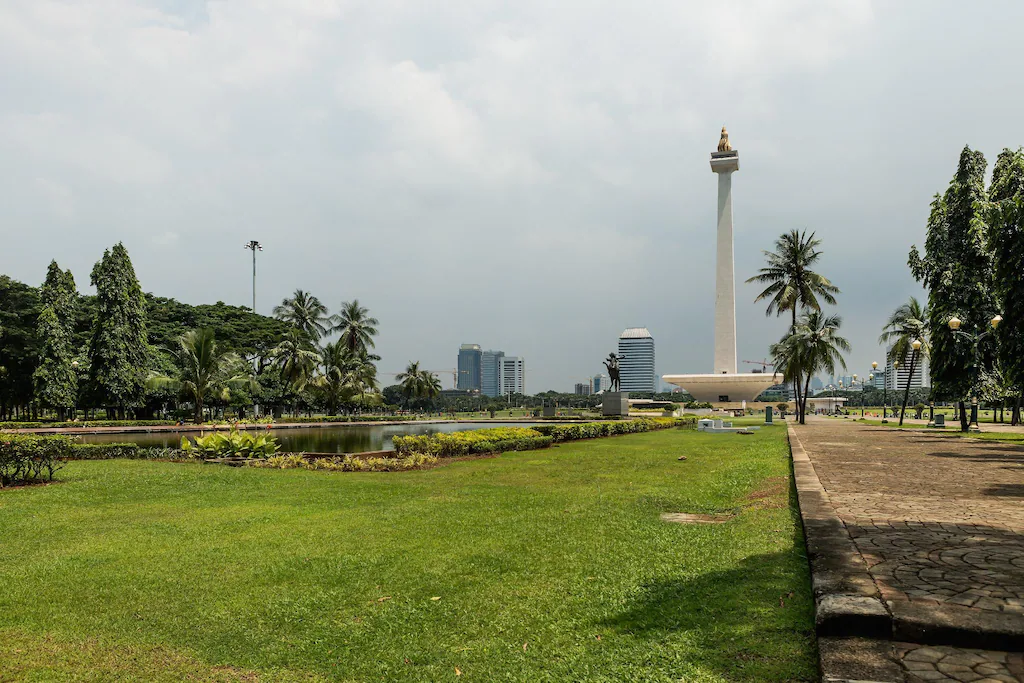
[180,427,280,459]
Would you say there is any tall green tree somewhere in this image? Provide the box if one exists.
[984,147,1024,424]
[0,276,41,420]
[330,300,379,356]
[88,243,149,418]
[269,329,321,414]
[148,328,253,423]
[395,361,441,406]
[315,342,380,415]
[909,146,996,431]
[793,311,850,424]
[273,289,330,342]
[32,262,79,419]
[879,297,930,426]
[747,229,840,415]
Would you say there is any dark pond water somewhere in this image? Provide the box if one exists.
[76,422,544,454]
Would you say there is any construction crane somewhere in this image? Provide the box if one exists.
[741,359,775,373]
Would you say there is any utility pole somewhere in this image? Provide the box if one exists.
[244,240,263,313]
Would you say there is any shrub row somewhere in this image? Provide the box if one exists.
[68,443,187,460]
[393,427,553,458]
[250,452,438,472]
[532,417,697,441]
[0,434,71,486]
[275,415,420,424]
[0,419,177,430]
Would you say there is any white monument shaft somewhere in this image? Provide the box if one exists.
[713,161,738,374]
[662,127,778,404]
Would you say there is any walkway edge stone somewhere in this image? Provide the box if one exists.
[788,424,890,637]
[788,424,898,682]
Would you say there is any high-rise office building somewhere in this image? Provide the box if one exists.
[499,356,525,396]
[457,344,482,391]
[618,328,656,393]
[592,375,606,393]
[574,381,592,395]
[885,345,930,391]
[481,349,505,397]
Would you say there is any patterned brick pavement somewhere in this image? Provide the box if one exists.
[795,422,1024,615]
[793,419,1024,681]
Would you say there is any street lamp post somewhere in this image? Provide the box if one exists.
[243,240,263,313]
[947,314,1002,430]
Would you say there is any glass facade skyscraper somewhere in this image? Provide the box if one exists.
[457,344,482,391]
[618,328,656,393]
[481,349,505,397]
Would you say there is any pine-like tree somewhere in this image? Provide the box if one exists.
[88,243,149,418]
[909,146,998,430]
[32,261,79,419]
[984,148,1024,423]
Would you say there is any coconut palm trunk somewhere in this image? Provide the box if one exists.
[898,349,917,426]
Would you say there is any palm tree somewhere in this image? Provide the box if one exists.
[330,300,379,356]
[794,311,851,424]
[148,328,253,423]
[769,332,807,422]
[395,361,441,407]
[879,297,930,426]
[273,289,330,342]
[316,342,381,415]
[269,329,322,414]
[747,229,841,413]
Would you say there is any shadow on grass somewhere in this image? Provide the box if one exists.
[600,473,816,682]
[599,547,815,681]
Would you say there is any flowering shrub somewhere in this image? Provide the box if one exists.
[392,427,552,458]
[533,417,696,441]
[250,452,437,472]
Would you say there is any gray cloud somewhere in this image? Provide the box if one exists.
[1,1,1022,390]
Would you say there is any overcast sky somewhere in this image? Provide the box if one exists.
[2,1,1023,391]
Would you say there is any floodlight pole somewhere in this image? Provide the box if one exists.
[244,240,263,313]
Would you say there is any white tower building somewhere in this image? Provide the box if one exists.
[662,127,779,404]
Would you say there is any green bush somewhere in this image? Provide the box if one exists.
[685,402,714,409]
[0,433,71,486]
[68,443,187,461]
[180,428,280,459]
[534,417,695,442]
[393,427,552,458]
[250,452,438,472]
[394,418,697,457]
[0,419,177,430]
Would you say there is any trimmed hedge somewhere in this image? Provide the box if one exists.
[0,433,71,486]
[0,419,177,430]
[393,427,553,458]
[275,415,420,424]
[250,452,438,472]
[68,443,187,461]
[533,417,696,442]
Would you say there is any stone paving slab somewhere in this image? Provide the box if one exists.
[788,418,1024,681]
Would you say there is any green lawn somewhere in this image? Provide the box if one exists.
[0,427,814,682]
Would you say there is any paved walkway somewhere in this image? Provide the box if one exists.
[791,418,1024,682]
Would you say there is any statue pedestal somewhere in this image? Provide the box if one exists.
[602,392,629,417]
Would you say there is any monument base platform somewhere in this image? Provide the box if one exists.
[601,392,630,416]
[661,373,780,404]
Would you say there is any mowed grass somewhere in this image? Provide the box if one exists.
[0,426,814,682]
